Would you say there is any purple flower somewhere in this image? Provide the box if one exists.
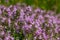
[35,8,41,12]
[4,36,14,40]
[47,11,55,15]
[42,32,48,40]
[6,8,11,12]
[20,9,25,16]
[22,24,31,31]
[13,6,17,12]
[1,17,6,22]
[8,12,12,16]
[35,27,42,36]
[26,6,32,11]
[8,18,11,27]
[0,9,2,14]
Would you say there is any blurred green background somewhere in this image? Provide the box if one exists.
[0,0,60,13]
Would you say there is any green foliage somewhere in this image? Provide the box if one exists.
[13,29,24,40]
[0,0,57,11]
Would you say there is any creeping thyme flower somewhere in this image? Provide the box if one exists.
[0,4,60,40]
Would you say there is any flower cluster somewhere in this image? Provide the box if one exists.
[0,4,60,40]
